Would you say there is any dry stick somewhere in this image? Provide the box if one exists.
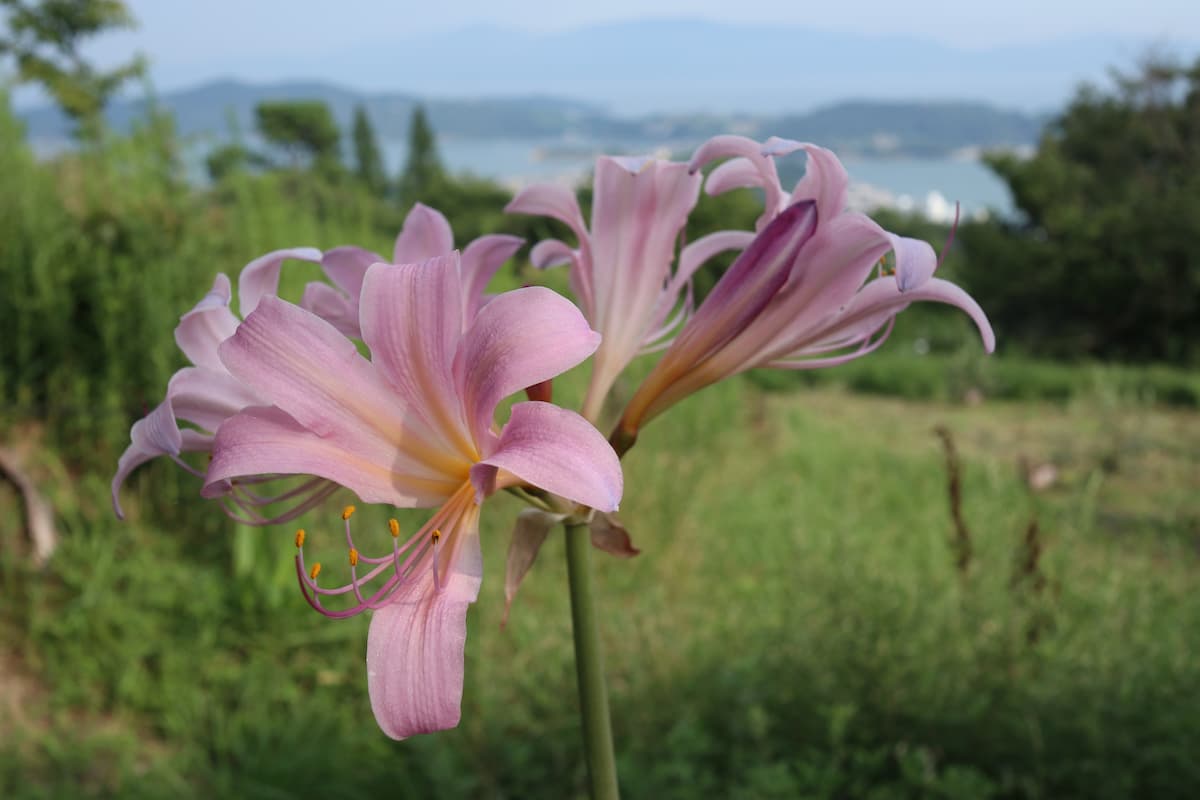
[933,426,972,575]
[0,447,58,566]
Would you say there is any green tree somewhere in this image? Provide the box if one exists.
[351,103,386,195]
[396,104,446,204]
[959,54,1200,363]
[254,100,342,172]
[0,0,145,139]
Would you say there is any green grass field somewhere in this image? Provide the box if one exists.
[3,373,1197,799]
[2,101,1198,798]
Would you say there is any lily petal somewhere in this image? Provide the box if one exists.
[505,183,589,245]
[888,233,938,293]
[166,366,262,433]
[203,405,460,506]
[367,499,483,740]
[455,286,600,445]
[359,258,474,458]
[174,274,239,372]
[784,142,850,227]
[471,401,621,512]
[394,203,455,264]
[689,134,786,227]
[300,281,358,339]
[217,294,468,485]
[705,157,763,196]
[321,245,381,300]
[786,276,996,358]
[111,400,183,519]
[530,239,576,270]
[237,247,323,318]
[460,234,524,320]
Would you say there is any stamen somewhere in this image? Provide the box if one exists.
[295,529,306,548]
[292,500,469,619]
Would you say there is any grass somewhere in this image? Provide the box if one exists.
[3,376,1198,799]
[3,96,1198,798]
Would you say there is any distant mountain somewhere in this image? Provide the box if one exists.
[17,79,1045,159]
[18,79,610,143]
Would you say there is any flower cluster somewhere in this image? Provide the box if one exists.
[114,135,993,740]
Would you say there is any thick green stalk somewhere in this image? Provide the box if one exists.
[564,521,620,799]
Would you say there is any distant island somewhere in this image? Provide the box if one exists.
[17,78,1045,160]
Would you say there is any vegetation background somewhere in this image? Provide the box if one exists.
[0,2,1197,798]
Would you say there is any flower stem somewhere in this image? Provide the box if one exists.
[564,521,620,799]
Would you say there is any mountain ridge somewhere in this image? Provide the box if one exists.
[16,78,1046,159]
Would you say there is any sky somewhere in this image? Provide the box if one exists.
[8,0,1200,110]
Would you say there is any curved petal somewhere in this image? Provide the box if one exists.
[203,406,460,506]
[174,274,239,372]
[789,276,996,357]
[778,213,891,320]
[687,134,766,174]
[785,142,850,227]
[888,233,938,292]
[505,183,589,245]
[670,201,819,368]
[672,230,756,297]
[111,400,183,519]
[689,135,787,228]
[455,287,600,445]
[218,295,469,483]
[460,234,524,321]
[705,157,764,196]
[394,203,455,264]
[367,493,482,740]
[359,258,473,458]
[166,366,261,433]
[300,281,359,339]
[471,401,622,512]
[530,239,576,269]
[321,245,381,299]
[237,247,323,318]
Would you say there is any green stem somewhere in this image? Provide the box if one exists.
[564,521,620,799]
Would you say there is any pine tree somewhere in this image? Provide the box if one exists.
[396,105,446,204]
[351,104,386,195]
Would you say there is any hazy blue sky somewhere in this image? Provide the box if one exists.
[9,0,1200,111]
[86,1,1196,78]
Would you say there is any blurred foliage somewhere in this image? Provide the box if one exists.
[958,54,1200,364]
[351,103,386,195]
[0,0,144,138]
[254,99,342,173]
[396,104,447,206]
[3,30,1200,797]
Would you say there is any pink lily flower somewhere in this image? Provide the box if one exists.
[112,203,524,520]
[616,137,996,439]
[508,156,737,421]
[312,202,523,338]
[111,247,329,520]
[201,253,622,739]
